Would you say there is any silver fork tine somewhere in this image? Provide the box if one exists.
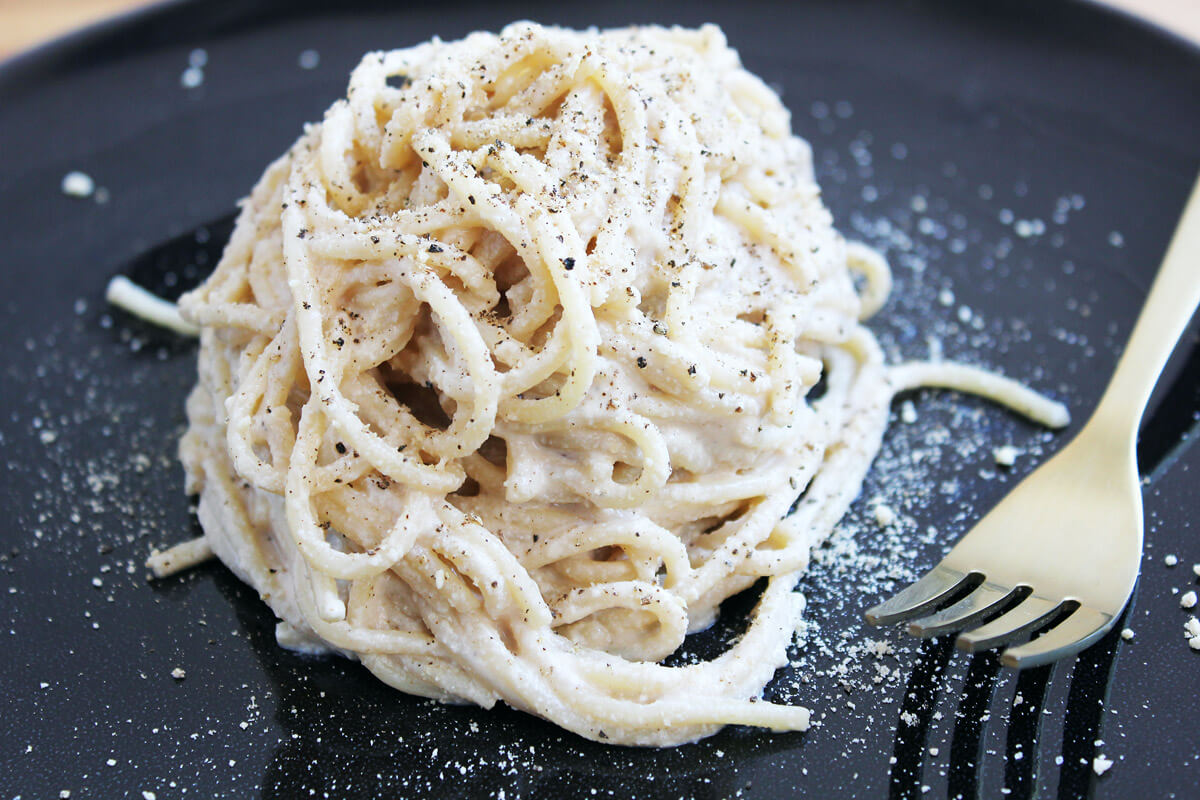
[999,606,1115,668]
[907,582,1015,637]
[863,564,972,625]
[955,594,1062,653]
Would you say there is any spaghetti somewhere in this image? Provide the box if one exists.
[147,23,1068,746]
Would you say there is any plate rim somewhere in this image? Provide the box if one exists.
[1,0,1198,100]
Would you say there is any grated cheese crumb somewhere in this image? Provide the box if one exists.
[170,667,186,680]
[992,445,1019,467]
[1182,591,1197,609]
[1165,554,1178,567]
[181,66,204,88]
[1093,754,1113,776]
[869,639,894,657]
[1120,628,1134,640]
[873,503,897,527]
[61,171,95,198]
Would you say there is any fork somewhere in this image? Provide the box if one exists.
[865,177,1200,668]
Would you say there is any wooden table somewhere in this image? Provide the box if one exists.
[2,0,1198,58]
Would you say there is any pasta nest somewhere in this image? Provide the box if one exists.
[179,22,897,745]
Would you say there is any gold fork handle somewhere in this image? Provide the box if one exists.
[1092,175,1200,442]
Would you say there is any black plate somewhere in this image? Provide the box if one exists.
[1,1,1198,798]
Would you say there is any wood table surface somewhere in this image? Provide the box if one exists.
[1,0,1198,59]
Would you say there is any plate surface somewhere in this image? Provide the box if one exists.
[1,1,1198,798]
